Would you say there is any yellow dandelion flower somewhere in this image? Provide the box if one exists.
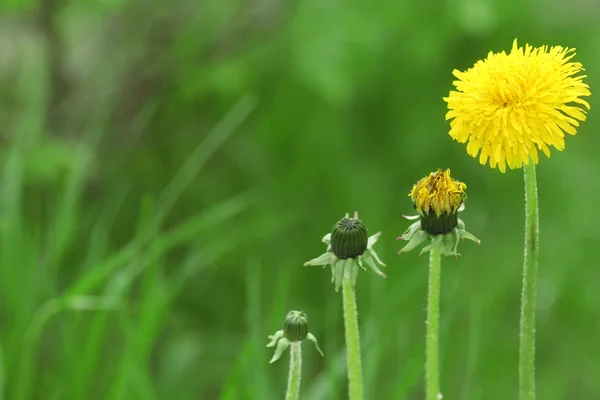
[444,39,591,173]
[410,169,466,217]
[399,168,478,256]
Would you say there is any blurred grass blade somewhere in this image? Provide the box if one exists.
[13,296,120,400]
[0,336,4,400]
[303,350,347,400]
[218,341,255,400]
[64,94,258,297]
[48,106,111,271]
[65,190,254,297]
[245,257,272,399]
[154,94,258,226]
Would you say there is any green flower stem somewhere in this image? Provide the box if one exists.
[342,277,364,400]
[286,342,302,400]
[426,244,442,400]
[520,162,539,400]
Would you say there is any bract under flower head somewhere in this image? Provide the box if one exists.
[444,39,591,172]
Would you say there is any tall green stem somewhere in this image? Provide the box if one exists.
[342,278,364,400]
[285,342,302,400]
[520,162,539,400]
[426,245,442,400]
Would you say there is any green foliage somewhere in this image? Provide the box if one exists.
[0,0,598,399]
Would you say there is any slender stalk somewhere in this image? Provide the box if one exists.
[520,162,539,400]
[342,278,364,400]
[426,245,442,400]
[286,342,302,400]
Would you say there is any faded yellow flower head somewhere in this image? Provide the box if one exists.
[410,169,466,217]
[444,39,591,173]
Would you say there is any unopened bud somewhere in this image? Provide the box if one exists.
[331,215,368,259]
[284,310,309,342]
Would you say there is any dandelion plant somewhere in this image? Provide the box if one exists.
[267,310,323,400]
[398,169,479,400]
[304,212,386,400]
[444,39,590,400]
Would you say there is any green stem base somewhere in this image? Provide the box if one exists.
[342,278,364,400]
[520,162,539,400]
[426,245,442,400]
[286,342,302,400]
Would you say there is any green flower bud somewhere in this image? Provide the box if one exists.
[268,311,323,363]
[284,310,309,342]
[331,216,368,259]
[305,211,386,291]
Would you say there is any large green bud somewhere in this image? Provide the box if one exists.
[284,310,309,342]
[331,216,368,259]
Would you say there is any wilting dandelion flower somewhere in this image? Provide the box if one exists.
[398,169,479,400]
[444,39,591,172]
[399,169,478,256]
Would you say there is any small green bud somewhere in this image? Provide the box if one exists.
[305,212,386,291]
[331,215,368,259]
[268,311,323,363]
[284,310,309,342]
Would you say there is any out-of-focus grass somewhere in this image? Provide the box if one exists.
[1,0,600,399]
[1,46,265,399]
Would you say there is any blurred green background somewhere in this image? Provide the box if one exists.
[0,0,598,399]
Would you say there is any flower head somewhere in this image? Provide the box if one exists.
[331,217,368,259]
[410,169,467,235]
[399,169,479,257]
[284,310,309,342]
[411,169,466,218]
[304,212,386,291]
[267,310,323,363]
[444,39,591,172]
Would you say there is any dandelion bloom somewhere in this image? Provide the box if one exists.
[399,169,478,255]
[410,169,466,218]
[444,39,591,172]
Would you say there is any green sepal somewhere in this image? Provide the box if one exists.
[419,235,443,256]
[398,211,480,257]
[307,333,324,357]
[269,337,290,363]
[362,252,386,279]
[334,258,345,292]
[266,330,284,347]
[459,229,480,244]
[304,251,335,267]
[398,230,428,253]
